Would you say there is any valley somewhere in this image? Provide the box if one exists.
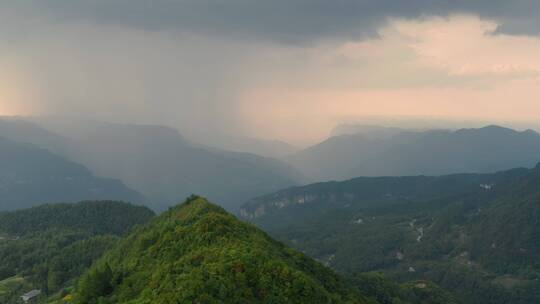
[2,117,540,303]
[241,165,540,304]
[0,118,303,212]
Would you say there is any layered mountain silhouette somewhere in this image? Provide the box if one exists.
[287,125,540,181]
[0,136,144,211]
[0,118,303,211]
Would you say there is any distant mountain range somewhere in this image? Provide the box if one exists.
[330,124,410,137]
[241,164,540,304]
[4,117,540,213]
[0,136,144,211]
[286,125,540,181]
[0,117,303,211]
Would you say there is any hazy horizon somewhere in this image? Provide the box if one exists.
[2,1,540,145]
[4,114,540,149]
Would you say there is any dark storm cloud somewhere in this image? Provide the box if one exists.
[10,0,540,43]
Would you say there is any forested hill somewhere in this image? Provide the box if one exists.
[74,196,366,303]
[1,198,458,304]
[0,201,154,303]
[240,167,528,225]
[241,164,540,304]
[0,201,154,236]
[0,136,145,211]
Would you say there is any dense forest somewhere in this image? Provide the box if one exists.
[243,164,540,304]
[73,196,366,303]
[73,196,462,304]
[1,197,472,303]
[0,201,154,303]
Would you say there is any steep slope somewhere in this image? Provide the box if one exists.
[465,164,540,272]
[0,201,154,303]
[241,168,527,228]
[287,125,540,181]
[241,165,540,304]
[0,137,145,211]
[32,120,303,211]
[75,197,366,304]
[0,117,70,153]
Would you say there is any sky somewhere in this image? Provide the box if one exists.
[1,1,540,145]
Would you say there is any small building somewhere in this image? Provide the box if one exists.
[480,184,493,190]
[21,289,41,302]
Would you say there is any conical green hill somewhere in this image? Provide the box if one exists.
[76,196,368,304]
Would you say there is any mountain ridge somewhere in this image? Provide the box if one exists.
[0,136,145,211]
[23,118,304,211]
[286,125,540,181]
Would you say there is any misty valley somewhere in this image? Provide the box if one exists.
[1,118,540,303]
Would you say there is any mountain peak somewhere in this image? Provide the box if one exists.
[474,125,540,137]
[169,195,225,217]
[480,124,509,130]
[460,125,515,134]
[76,196,364,303]
[524,129,539,135]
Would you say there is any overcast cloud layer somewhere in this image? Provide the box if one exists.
[1,1,540,145]
[5,1,540,42]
